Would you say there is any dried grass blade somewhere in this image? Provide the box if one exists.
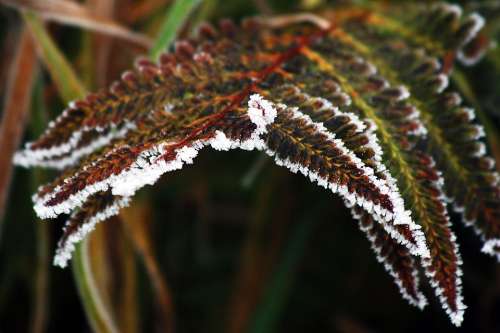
[0,27,37,227]
[1,0,152,48]
[121,203,175,333]
[120,0,170,24]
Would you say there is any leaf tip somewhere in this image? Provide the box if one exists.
[481,239,500,262]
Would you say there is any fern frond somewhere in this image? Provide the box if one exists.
[268,84,428,256]
[14,2,500,327]
[333,8,500,261]
[302,25,466,325]
[355,2,488,65]
[262,102,407,224]
[32,95,272,219]
[351,206,427,310]
[54,191,130,268]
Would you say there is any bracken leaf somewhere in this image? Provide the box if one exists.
[55,190,130,268]
[334,8,500,261]
[298,35,466,324]
[351,206,427,310]
[13,2,500,327]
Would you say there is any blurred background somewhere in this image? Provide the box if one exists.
[0,0,499,332]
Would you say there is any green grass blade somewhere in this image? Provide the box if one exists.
[22,12,117,333]
[149,0,202,60]
[73,239,119,333]
[22,11,86,102]
[248,216,317,333]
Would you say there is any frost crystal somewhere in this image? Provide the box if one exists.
[32,94,277,220]
[356,210,428,310]
[261,102,430,258]
[481,239,500,261]
[247,94,278,133]
[14,122,136,169]
[54,196,131,268]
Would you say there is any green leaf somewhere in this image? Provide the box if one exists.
[72,238,119,333]
[22,11,86,102]
[248,215,316,333]
[150,0,203,60]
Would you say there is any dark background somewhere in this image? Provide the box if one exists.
[0,0,499,332]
